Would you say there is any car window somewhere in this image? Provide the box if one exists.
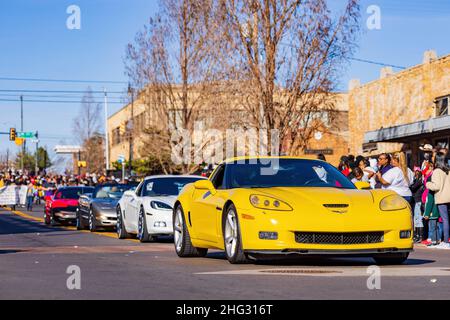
[142,177,203,197]
[226,159,356,189]
[210,165,225,189]
[93,185,131,199]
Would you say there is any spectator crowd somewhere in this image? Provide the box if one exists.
[328,144,450,250]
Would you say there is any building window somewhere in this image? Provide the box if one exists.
[436,95,449,117]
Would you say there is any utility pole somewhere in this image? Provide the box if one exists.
[20,95,24,172]
[34,131,39,175]
[127,84,134,178]
[104,89,110,173]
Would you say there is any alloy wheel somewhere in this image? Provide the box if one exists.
[174,207,184,252]
[224,209,238,258]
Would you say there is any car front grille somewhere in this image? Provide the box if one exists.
[54,206,77,213]
[295,232,384,245]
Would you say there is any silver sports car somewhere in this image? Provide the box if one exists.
[77,183,136,232]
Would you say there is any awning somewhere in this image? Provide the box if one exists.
[364,115,450,143]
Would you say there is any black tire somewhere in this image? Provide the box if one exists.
[173,205,208,257]
[76,210,86,230]
[116,206,131,239]
[44,212,50,225]
[50,211,58,226]
[138,207,154,243]
[88,209,97,232]
[222,204,250,264]
[373,252,409,265]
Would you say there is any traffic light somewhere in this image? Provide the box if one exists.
[9,128,16,141]
[77,161,87,168]
[119,122,126,135]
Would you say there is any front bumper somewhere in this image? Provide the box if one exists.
[94,209,117,227]
[245,248,413,256]
[237,207,414,254]
[145,210,173,235]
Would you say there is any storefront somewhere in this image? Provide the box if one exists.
[363,115,450,167]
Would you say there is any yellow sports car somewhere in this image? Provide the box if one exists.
[173,157,413,264]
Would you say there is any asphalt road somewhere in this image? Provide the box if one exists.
[1,204,450,300]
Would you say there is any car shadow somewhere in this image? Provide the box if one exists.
[205,252,434,266]
[0,213,67,235]
[0,249,24,255]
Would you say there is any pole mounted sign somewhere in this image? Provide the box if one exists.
[16,132,37,139]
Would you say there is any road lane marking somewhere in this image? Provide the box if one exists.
[0,206,139,243]
[195,267,450,277]
[0,245,172,254]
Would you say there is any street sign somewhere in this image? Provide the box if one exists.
[15,138,24,146]
[54,145,82,154]
[16,132,36,139]
[118,155,125,164]
[77,161,87,168]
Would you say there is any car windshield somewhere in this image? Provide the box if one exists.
[56,187,94,199]
[142,177,203,197]
[227,159,356,189]
[93,184,132,199]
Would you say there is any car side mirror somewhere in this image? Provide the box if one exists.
[354,181,371,190]
[194,180,216,195]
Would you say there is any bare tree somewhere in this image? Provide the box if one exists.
[125,0,233,173]
[72,88,105,173]
[218,0,360,154]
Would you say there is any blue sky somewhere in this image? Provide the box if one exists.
[0,0,449,170]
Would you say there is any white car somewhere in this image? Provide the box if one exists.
[116,175,206,242]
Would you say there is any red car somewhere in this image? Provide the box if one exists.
[45,186,94,226]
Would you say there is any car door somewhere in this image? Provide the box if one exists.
[190,165,228,243]
[126,183,142,232]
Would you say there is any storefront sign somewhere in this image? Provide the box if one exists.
[304,149,333,155]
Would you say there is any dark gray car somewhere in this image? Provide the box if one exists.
[76,183,136,232]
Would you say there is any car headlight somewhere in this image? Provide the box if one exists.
[150,201,173,210]
[379,195,408,211]
[249,195,292,211]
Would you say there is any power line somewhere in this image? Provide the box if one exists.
[0,89,125,94]
[348,57,406,70]
[0,93,126,99]
[279,42,406,70]
[0,76,127,84]
[0,98,125,104]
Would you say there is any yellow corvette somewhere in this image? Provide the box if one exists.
[173,157,413,264]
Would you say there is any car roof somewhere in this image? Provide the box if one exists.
[222,156,323,163]
[143,175,206,181]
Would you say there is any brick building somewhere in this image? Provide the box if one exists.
[348,50,450,166]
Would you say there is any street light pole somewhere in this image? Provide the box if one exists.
[104,89,110,173]
[20,95,24,172]
[128,84,134,178]
[35,131,39,175]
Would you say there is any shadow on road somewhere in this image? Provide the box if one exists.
[205,252,434,266]
[0,212,65,235]
[0,249,24,255]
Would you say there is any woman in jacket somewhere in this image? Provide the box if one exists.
[426,152,450,249]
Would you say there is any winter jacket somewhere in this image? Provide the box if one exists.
[426,168,450,204]
[423,192,440,220]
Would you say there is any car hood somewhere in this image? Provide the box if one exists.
[144,195,177,207]
[92,198,119,209]
[51,199,79,207]
[242,187,401,232]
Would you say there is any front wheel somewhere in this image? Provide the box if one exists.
[76,210,86,230]
[116,206,130,239]
[222,204,250,264]
[44,212,50,225]
[50,211,58,226]
[173,205,208,257]
[88,209,97,232]
[138,207,154,243]
[373,252,409,265]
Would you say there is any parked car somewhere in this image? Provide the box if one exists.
[77,183,136,232]
[173,157,414,265]
[45,186,94,226]
[116,175,206,242]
